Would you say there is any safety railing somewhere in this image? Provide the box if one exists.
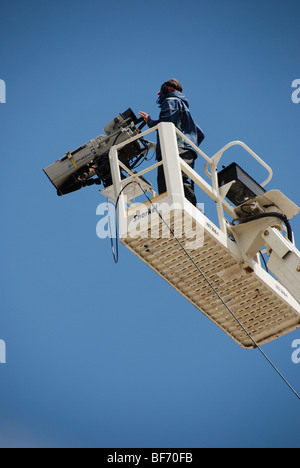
[204,140,273,187]
[110,122,215,200]
[108,122,273,234]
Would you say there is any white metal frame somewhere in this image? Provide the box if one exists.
[106,122,300,348]
[108,123,275,233]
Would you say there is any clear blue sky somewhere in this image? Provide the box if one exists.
[0,0,299,448]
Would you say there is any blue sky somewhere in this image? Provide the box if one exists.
[0,0,300,448]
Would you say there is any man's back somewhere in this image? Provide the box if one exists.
[150,90,204,157]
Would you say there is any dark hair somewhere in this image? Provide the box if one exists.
[157,79,183,106]
[163,79,183,93]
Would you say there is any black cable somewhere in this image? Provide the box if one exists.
[111,130,123,147]
[235,212,293,243]
[259,250,269,273]
[109,181,137,263]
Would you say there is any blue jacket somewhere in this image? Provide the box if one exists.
[147,91,205,161]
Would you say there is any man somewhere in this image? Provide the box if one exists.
[139,79,205,206]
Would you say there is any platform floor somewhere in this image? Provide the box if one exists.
[122,208,300,348]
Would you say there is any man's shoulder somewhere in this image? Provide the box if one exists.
[162,96,181,108]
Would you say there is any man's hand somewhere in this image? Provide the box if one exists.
[139,111,150,123]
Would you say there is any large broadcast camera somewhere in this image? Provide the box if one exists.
[43,109,152,196]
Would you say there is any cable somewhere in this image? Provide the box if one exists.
[107,199,118,264]
[114,180,300,401]
[108,180,137,263]
[259,250,269,273]
[234,212,293,243]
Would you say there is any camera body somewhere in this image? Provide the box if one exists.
[43,109,149,196]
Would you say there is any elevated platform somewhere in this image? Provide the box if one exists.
[122,200,300,348]
[106,122,300,349]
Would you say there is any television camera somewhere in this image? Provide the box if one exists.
[43,108,153,196]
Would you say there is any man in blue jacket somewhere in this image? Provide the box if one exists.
[139,79,205,206]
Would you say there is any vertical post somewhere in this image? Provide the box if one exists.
[109,146,127,238]
[210,162,227,234]
[158,122,185,203]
